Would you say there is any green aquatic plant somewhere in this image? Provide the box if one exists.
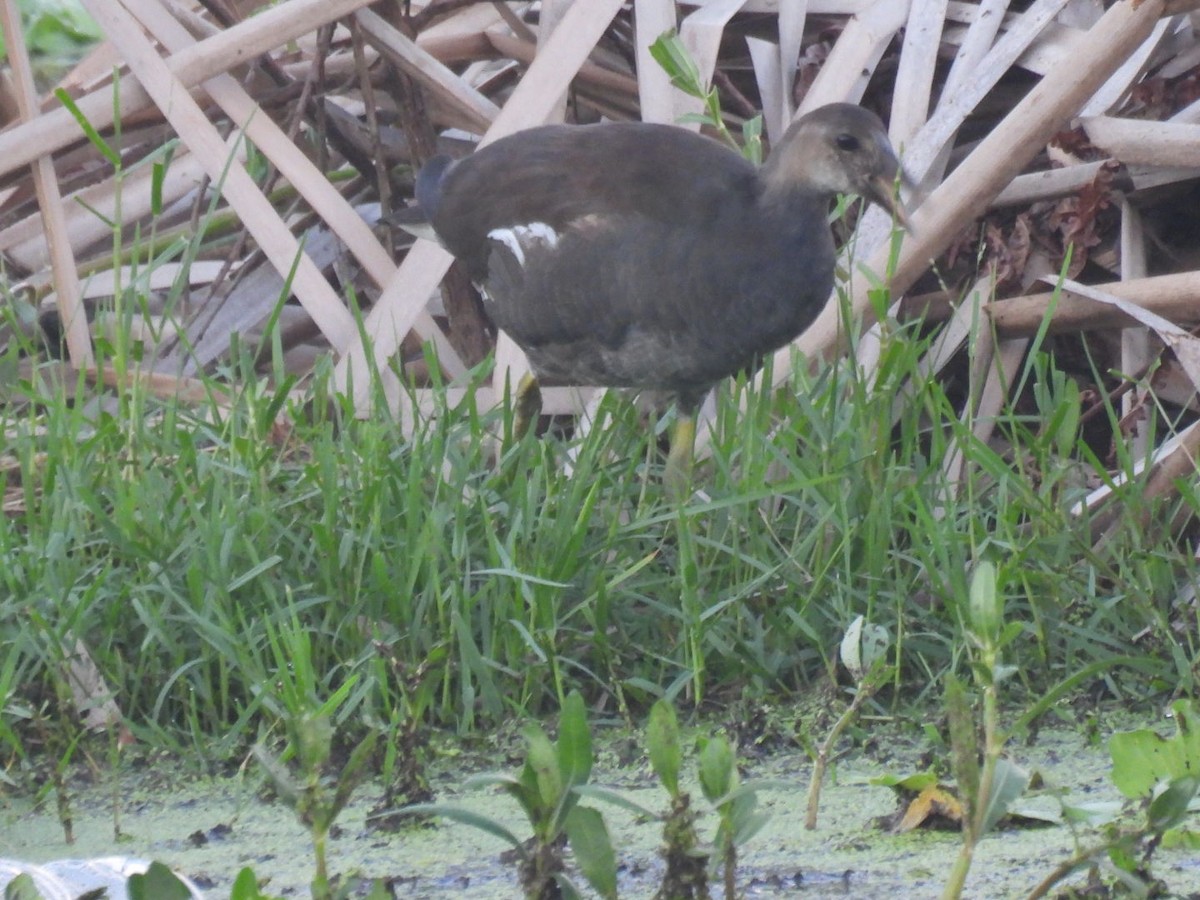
[942,561,1031,900]
[252,619,378,900]
[404,690,617,900]
[582,698,775,900]
[1028,701,1200,898]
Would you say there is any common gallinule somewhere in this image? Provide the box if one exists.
[403,103,909,489]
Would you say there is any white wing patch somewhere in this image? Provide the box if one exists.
[486,222,559,267]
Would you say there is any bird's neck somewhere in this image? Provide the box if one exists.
[755,185,834,250]
[759,144,841,200]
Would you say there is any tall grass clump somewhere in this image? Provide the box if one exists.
[0,275,1195,772]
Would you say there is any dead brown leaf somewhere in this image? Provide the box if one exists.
[895,785,965,833]
[65,637,133,745]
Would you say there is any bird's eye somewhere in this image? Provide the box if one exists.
[835,133,860,152]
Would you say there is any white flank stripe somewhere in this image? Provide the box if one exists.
[487,221,559,267]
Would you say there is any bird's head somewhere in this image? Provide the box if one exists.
[764,103,911,229]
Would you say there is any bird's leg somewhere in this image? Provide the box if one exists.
[512,372,543,441]
[664,411,696,500]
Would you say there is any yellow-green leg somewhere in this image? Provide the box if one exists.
[513,371,543,441]
[664,412,696,500]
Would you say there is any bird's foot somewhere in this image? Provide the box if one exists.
[664,414,696,501]
[512,372,543,442]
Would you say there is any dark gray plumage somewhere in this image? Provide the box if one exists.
[403,103,908,489]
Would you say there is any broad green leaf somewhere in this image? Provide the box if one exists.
[557,691,593,789]
[253,745,300,809]
[648,699,682,797]
[565,806,619,900]
[554,874,585,900]
[1110,701,1200,798]
[464,772,523,791]
[295,713,333,773]
[968,560,1001,645]
[1004,800,1063,826]
[401,804,526,852]
[230,867,277,900]
[525,724,563,812]
[127,862,195,900]
[25,1,100,59]
[330,731,378,820]
[978,758,1030,836]
[997,621,1025,650]
[511,760,545,824]
[733,808,770,847]
[706,779,791,809]
[648,31,705,98]
[1107,839,1139,875]
[574,784,660,820]
[1148,775,1200,833]
[1162,828,1200,850]
[3,873,42,900]
[698,735,734,803]
[1060,800,1122,827]
[463,768,544,830]
[870,771,940,792]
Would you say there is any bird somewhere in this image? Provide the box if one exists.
[399,103,909,493]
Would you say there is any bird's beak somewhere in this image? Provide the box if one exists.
[866,170,913,232]
[385,205,442,244]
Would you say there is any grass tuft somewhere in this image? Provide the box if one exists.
[1,285,1196,768]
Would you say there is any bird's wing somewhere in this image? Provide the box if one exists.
[427,123,758,279]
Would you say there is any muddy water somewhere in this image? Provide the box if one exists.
[3,723,1199,898]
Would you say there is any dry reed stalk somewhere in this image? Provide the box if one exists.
[799,0,910,110]
[83,0,359,354]
[150,0,464,374]
[634,0,678,123]
[0,0,376,186]
[1081,418,1200,550]
[1082,116,1200,167]
[988,271,1200,336]
[991,160,1200,206]
[891,0,948,148]
[1119,199,1153,460]
[799,0,1171,365]
[357,7,500,133]
[0,0,93,368]
[0,150,209,272]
